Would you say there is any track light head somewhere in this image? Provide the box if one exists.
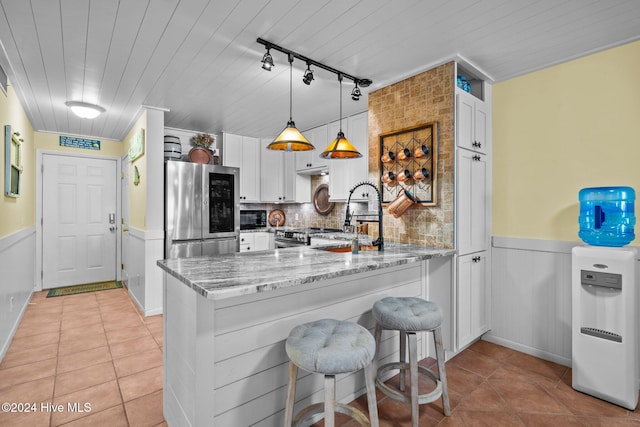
[358,78,372,88]
[351,82,362,101]
[302,63,314,85]
[261,48,274,71]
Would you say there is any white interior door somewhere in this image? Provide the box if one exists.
[42,155,117,289]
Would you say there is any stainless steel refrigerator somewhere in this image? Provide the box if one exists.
[165,161,240,258]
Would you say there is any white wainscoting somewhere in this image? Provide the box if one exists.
[126,227,164,316]
[0,227,36,362]
[485,236,579,367]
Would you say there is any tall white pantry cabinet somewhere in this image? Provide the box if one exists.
[454,63,492,352]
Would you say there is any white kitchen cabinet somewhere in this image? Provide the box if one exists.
[260,140,310,203]
[328,111,369,202]
[296,125,329,173]
[456,252,490,349]
[456,89,488,154]
[240,232,272,252]
[456,150,489,255]
[453,63,492,352]
[223,133,260,202]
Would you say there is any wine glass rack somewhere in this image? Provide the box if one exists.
[379,122,437,206]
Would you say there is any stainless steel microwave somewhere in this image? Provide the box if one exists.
[240,209,267,230]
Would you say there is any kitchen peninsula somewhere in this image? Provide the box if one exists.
[157,243,454,426]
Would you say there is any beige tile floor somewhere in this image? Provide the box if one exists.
[2,287,639,426]
[0,288,165,427]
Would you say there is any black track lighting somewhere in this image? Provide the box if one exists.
[261,48,274,71]
[256,38,372,95]
[302,63,314,85]
[351,82,362,101]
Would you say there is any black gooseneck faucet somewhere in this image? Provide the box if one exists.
[343,181,384,251]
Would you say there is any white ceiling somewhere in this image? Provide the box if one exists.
[0,0,639,142]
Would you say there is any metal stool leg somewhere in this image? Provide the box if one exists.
[284,362,297,426]
[433,327,451,416]
[407,332,419,427]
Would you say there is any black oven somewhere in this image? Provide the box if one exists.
[240,209,267,230]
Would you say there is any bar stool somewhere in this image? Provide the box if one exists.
[373,297,451,426]
[284,318,379,427]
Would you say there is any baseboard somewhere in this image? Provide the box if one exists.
[145,306,163,316]
[0,290,33,363]
[482,333,571,367]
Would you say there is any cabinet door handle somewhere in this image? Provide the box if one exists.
[472,155,481,161]
[472,256,481,263]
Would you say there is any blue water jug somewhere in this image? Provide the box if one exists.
[578,186,636,247]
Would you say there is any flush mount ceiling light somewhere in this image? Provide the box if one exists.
[267,54,313,152]
[302,63,314,85]
[320,74,362,159]
[351,81,362,101]
[261,47,274,71]
[65,101,106,119]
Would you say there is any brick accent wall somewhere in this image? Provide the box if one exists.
[368,62,455,248]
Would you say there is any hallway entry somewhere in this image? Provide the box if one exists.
[42,154,118,289]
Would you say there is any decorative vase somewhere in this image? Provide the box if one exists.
[189,146,212,164]
[164,135,182,160]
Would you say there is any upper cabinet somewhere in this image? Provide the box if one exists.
[456,90,488,154]
[223,133,261,202]
[296,125,329,174]
[261,139,310,204]
[328,111,369,202]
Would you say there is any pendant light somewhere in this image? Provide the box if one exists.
[320,74,362,159]
[267,54,314,151]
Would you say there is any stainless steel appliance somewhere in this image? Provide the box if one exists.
[165,161,239,258]
[274,229,310,248]
[240,209,267,230]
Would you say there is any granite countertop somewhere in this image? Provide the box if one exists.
[157,244,455,301]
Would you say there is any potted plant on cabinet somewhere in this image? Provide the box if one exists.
[189,133,215,164]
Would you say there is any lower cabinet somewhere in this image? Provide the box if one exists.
[456,251,490,349]
[240,232,273,252]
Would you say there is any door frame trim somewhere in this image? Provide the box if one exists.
[35,150,122,291]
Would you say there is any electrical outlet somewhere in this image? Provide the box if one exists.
[9,296,14,313]
[295,213,299,220]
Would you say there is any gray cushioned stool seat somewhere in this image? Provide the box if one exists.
[284,318,379,427]
[286,318,375,375]
[373,296,443,332]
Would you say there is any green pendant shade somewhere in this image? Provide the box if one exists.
[320,131,362,159]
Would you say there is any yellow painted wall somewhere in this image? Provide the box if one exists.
[493,40,640,243]
[34,132,123,157]
[0,81,35,237]
[123,111,147,230]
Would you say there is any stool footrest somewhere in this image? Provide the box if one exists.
[375,362,443,405]
[293,402,372,427]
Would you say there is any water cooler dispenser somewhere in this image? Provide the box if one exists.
[572,186,638,409]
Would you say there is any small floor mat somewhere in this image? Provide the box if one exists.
[47,281,122,297]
